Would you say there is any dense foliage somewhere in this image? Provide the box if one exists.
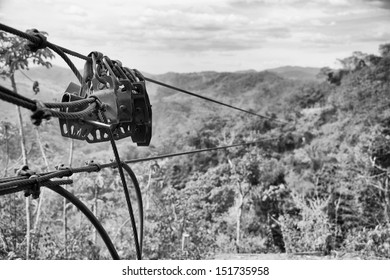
[1,43,390,259]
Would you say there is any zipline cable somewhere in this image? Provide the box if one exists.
[0,23,83,83]
[0,136,277,189]
[97,109,142,259]
[19,70,34,82]
[144,76,287,123]
[0,84,37,110]
[124,137,278,164]
[0,137,278,190]
[46,43,83,83]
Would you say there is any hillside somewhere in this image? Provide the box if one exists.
[1,44,390,260]
[268,66,321,81]
[0,65,303,154]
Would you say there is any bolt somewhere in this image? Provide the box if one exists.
[120,105,127,112]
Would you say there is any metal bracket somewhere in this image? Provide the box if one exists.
[58,54,152,146]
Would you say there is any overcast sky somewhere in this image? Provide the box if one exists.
[1,0,389,74]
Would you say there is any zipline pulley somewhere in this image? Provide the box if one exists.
[59,52,152,146]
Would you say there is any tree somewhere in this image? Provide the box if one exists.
[379,43,390,57]
[338,51,367,71]
[228,152,262,253]
[0,30,54,259]
[0,121,18,177]
[317,67,332,80]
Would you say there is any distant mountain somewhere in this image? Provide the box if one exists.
[0,65,78,123]
[0,65,308,149]
[267,66,321,81]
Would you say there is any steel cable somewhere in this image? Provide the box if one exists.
[0,170,73,190]
[0,179,73,196]
[0,23,84,83]
[97,108,142,260]
[124,137,278,164]
[0,136,277,193]
[45,42,83,84]
[0,85,37,110]
[19,70,34,82]
[0,23,41,43]
[48,102,97,120]
[144,77,287,124]
[0,84,98,120]
[0,137,277,191]
[44,98,95,109]
[46,184,120,260]
[121,162,144,254]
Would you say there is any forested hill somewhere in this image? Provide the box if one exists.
[0,65,316,156]
[1,43,390,260]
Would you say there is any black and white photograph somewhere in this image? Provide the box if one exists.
[0,0,390,270]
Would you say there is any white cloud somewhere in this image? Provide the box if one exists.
[294,32,347,48]
[64,5,88,16]
[1,0,389,73]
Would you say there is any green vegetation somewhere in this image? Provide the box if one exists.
[1,42,390,259]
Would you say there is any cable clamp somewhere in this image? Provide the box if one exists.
[109,159,119,169]
[55,164,74,177]
[15,166,41,199]
[15,165,35,177]
[25,175,41,199]
[31,100,51,126]
[89,95,106,111]
[85,160,102,172]
[25,29,48,52]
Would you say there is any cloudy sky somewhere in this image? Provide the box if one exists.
[0,0,389,74]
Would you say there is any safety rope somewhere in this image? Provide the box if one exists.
[96,108,143,259]
[109,135,142,259]
[121,162,144,254]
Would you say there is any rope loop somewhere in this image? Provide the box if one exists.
[25,29,48,52]
[89,95,105,111]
